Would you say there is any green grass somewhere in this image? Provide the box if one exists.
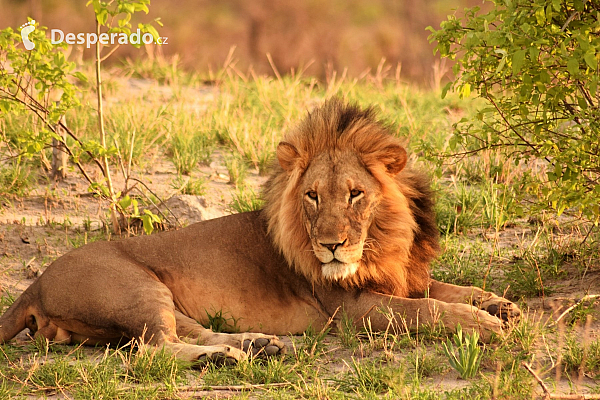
[224,154,249,186]
[335,357,404,395]
[0,161,36,199]
[442,325,483,379]
[170,175,207,196]
[0,341,187,399]
[229,185,264,213]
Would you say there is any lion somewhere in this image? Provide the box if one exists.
[0,99,520,365]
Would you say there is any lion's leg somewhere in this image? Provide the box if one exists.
[174,311,284,357]
[28,260,246,366]
[320,288,504,342]
[427,279,520,321]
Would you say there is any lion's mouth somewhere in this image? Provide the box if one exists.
[321,261,359,281]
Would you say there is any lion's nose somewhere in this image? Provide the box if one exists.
[320,240,346,254]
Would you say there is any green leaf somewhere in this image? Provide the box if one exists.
[118,195,132,210]
[141,214,154,235]
[512,49,526,74]
[72,71,88,82]
[590,78,598,94]
[584,52,597,70]
[460,83,471,98]
[567,58,579,75]
[441,82,452,99]
[96,9,108,25]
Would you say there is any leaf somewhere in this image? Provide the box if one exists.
[72,71,88,82]
[460,83,471,98]
[118,195,132,210]
[495,56,507,73]
[567,58,579,75]
[141,214,154,235]
[96,9,108,26]
[143,24,160,41]
[512,49,526,74]
[441,82,452,99]
[584,52,597,70]
[591,78,598,94]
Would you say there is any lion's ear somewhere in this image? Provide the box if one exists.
[277,141,301,171]
[380,144,407,176]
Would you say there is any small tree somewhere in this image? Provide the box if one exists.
[0,1,162,233]
[428,0,600,224]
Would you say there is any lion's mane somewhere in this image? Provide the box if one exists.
[262,99,439,297]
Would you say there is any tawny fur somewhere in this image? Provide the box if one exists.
[263,99,439,297]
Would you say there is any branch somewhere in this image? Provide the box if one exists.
[523,362,600,399]
[483,85,551,164]
[554,295,600,325]
[523,363,550,399]
[128,177,182,228]
[4,81,108,177]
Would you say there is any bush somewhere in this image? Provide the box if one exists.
[429,0,600,223]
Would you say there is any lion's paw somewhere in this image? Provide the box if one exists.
[194,345,246,367]
[446,303,503,343]
[241,334,285,357]
[474,296,521,322]
[472,308,504,343]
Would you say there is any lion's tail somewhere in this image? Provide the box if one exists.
[0,292,31,343]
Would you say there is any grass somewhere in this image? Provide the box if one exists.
[0,160,36,200]
[224,154,249,186]
[0,340,186,399]
[442,325,483,379]
[170,175,207,196]
[335,357,403,395]
[229,185,264,213]
[169,133,214,175]
[1,54,600,398]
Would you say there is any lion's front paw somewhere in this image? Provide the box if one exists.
[447,303,503,343]
[476,309,503,342]
[476,296,521,322]
[194,345,246,367]
[461,307,504,343]
[241,334,286,357]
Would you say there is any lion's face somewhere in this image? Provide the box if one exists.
[299,151,382,281]
[263,100,431,294]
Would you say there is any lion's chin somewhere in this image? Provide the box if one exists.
[321,261,359,281]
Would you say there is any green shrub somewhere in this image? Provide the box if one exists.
[429,0,600,224]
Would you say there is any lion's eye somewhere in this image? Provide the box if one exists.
[306,191,318,201]
[349,189,363,204]
[350,189,363,198]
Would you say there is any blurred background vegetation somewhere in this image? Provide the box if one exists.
[0,0,484,83]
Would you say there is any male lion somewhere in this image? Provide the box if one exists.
[0,99,519,365]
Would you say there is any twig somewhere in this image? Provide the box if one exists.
[95,18,120,234]
[119,382,292,393]
[99,43,121,62]
[197,382,292,391]
[128,177,182,228]
[523,362,600,399]
[523,363,551,399]
[266,53,282,83]
[554,295,600,325]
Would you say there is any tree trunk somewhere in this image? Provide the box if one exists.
[51,114,67,181]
